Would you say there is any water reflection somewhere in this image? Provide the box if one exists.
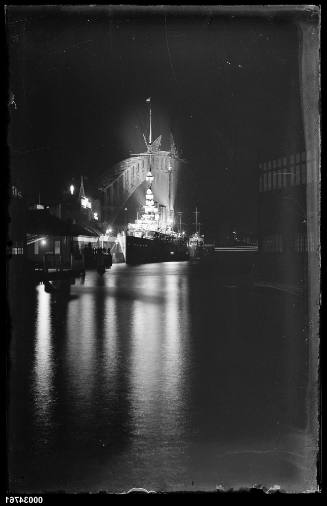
[10,260,310,492]
[129,276,163,433]
[161,269,190,438]
[66,292,96,411]
[103,282,119,400]
[119,264,191,488]
[33,285,54,441]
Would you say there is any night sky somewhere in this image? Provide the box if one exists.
[7,6,305,239]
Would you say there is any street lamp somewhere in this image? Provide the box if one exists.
[69,184,75,195]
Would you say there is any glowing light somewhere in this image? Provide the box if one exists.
[69,184,75,195]
[81,196,92,209]
[41,239,47,246]
[34,285,53,428]
[66,292,96,406]
[93,212,98,220]
[127,164,162,235]
[106,228,112,234]
[146,170,154,183]
[170,251,174,255]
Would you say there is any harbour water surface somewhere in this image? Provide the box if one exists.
[8,258,312,492]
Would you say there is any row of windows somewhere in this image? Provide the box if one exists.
[131,242,150,248]
[259,163,313,192]
[295,233,317,253]
[261,233,317,253]
[11,247,24,255]
[262,235,283,253]
[259,152,310,172]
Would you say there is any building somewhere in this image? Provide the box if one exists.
[48,177,103,249]
[7,185,29,294]
[8,185,26,257]
[257,150,318,284]
[26,208,75,269]
[8,183,100,281]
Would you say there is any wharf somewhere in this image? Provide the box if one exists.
[34,268,77,284]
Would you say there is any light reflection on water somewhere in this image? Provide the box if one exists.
[9,260,309,492]
[103,286,119,401]
[33,286,54,441]
[126,267,191,485]
[66,292,96,410]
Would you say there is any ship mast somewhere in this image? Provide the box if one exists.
[193,207,200,234]
[147,97,152,145]
[79,175,86,199]
[168,162,172,218]
[177,211,182,234]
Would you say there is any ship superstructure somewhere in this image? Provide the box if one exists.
[123,100,188,264]
[125,166,188,264]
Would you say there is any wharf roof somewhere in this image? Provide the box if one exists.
[26,210,99,237]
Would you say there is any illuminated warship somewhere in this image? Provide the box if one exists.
[123,99,189,264]
[125,168,189,264]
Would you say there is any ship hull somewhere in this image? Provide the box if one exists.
[125,235,189,265]
[188,244,204,260]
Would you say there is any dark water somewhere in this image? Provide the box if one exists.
[8,258,312,492]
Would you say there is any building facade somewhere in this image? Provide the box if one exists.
[257,150,319,284]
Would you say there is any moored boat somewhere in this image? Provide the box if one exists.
[122,99,189,265]
[188,207,205,259]
[188,232,205,259]
[125,172,189,264]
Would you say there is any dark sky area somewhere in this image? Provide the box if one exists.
[7,6,306,238]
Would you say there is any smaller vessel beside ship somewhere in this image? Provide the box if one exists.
[188,207,205,259]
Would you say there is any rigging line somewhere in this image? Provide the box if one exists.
[164,15,178,83]
[134,112,147,149]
